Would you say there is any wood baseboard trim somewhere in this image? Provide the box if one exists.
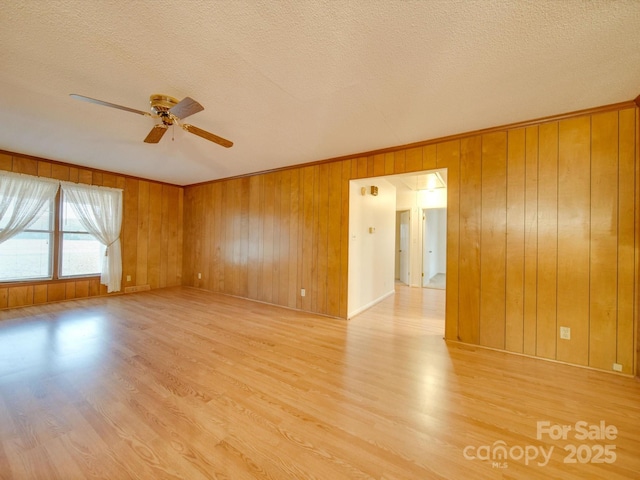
[445,339,635,378]
[184,286,345,320]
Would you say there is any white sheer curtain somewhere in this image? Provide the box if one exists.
[0,171,59,244]
[60,182,123,293]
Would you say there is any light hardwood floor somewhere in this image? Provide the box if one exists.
[0,286,638,479]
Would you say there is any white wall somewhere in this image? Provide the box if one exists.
[348,179,396,318]
[394,211,402,279]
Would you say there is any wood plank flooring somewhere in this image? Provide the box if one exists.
[0,286,639,479]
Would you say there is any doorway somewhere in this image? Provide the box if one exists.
[347,169,447,318]
[390,169,447,290]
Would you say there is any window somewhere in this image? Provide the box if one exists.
[59,192,106,277]
[0,173,122,290]
[60,183,123,292]
[0,199,54,281]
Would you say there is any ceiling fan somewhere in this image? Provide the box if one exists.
[70,93,233,148]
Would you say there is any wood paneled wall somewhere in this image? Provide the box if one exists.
[444,109,637,374]
[183,104,638,375]
[0,152,183,309]
[183,163,349,317]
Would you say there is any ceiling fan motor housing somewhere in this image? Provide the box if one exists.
[150,94,179,124]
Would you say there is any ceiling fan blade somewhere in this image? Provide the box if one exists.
[144,124,168,143]
[182,124,233,148]
[70,94,151,116]
[169,97,204,119]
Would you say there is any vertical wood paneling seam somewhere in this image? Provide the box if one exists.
[554,125,560,360]
[339,167,344,314]
[631,109,634,372]
[296,170,304,310]
[592,115,596,363]
[478,136,483,343]
[521,129,525,353]
[312,166,319,312]
[325,175,330,312]
[535,127,545,357]
[317,170,327,312]
[535,126,539,347]
[532,127,537,351]
[505,133,510,350]
[636,108,639,376]
[530,127,537,352]
[615,111,620,362]
[633,109,637,375]
[147,184,153,286]
[458,146,463,339]
[635,108,639,376]
[519,130,524,353]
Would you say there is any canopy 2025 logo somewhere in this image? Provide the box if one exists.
[463,420,617,469]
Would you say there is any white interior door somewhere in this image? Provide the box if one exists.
[422,210,430,286]
[399,210,410,285]
[422,208,447,288]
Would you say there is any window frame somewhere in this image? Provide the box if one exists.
[0,196,56,282]
[0,189,102,286]
[57,190,105,279]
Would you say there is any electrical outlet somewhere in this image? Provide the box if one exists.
[560,326,571,340]
[613,363,623,372]
[126,275,131,282]
[300,288,306,297]
[198,273,202,279]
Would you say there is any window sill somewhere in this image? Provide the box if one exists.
[0,275,100,289]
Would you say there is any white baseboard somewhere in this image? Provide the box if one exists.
[347,289,395,319]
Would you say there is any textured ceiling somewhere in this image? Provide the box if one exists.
[1,0,639,186]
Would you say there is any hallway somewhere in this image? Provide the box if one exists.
[352,283,445,337]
